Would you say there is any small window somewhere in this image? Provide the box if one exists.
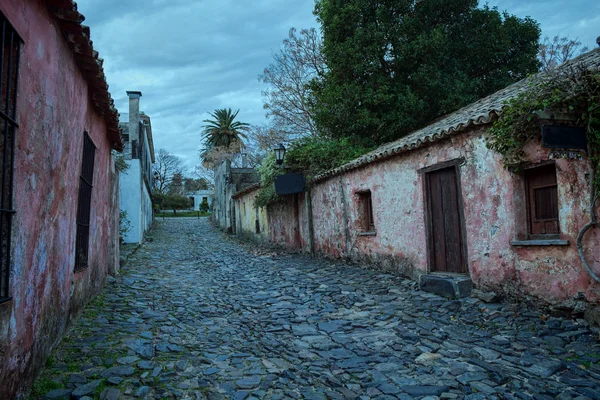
[357,191,375,232]
[255,208,260,233]
[525,164,559,238]
[0,13,22,302]
[75,133,96,271]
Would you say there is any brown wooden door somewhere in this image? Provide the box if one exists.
[525,164,559,237]
[426,166,466,273]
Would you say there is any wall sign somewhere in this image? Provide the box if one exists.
[542,125,587,150]
[274,173,306,195]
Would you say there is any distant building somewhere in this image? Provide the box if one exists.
[119,92,155,243]
[213,160,260,233]
[190,190,214,211]
[0,1,122,397]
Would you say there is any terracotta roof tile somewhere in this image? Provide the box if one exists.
[47,0,123,151]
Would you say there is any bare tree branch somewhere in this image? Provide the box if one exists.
[152,149,185,195]
[259,27,326,138]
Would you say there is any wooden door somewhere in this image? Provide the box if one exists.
[426,166,466,273]
[525,164,559,237]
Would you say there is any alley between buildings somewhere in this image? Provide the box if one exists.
[36,219,600,400]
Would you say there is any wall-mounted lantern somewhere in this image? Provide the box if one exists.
[274,143,286,166]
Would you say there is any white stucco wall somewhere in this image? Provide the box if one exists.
[141,182,152,235]
[192,191,214,211]
[119,161,142,243]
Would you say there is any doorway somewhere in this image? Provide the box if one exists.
[424,165,467,274]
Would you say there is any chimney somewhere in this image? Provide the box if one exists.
[241,152,248,168]
[127,91,142,158]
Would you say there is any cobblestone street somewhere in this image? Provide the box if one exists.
[37,218,600,400]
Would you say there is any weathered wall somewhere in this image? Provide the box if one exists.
[213,161,260,233]
[119,162,142,243]
[233,189,269,242]
[268,127,599,305]
[213,161,231,230]
[267,192,310,250]
[0,1,119,397]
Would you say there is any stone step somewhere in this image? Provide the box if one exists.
[419,274,472,299]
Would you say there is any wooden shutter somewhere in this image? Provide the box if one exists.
[525,164,559,237]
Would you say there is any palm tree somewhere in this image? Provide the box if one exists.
[202,108,249,151]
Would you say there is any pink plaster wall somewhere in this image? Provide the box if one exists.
[0,1,120,397]
[268,193,308,249]
[268,127,599,305]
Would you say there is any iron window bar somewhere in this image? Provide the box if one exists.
[74,133,96,271]
[0,12,22,303]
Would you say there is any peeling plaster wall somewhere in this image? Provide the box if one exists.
[0,2,119,397]
[233,189,269,242]
[213,161,231,230]
[268,193,309,250]
[268,126,599,305]
[213,161,260,233]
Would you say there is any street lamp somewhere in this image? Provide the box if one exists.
[274,143,286,166]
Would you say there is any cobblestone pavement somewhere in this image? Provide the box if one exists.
[37,218,600,400]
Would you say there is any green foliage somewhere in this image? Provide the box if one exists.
[255,137,374,208]
[255,153,283,208]
[286,136,375,178]
[487,67,600,189]
[202,108,249,150]
[199,198,210,213]
[119,210,131,240]
[156,211,211,218]
[29,378,61,400]
[161,194,193,213]
[312,0,540,144]
[113,151,129,173]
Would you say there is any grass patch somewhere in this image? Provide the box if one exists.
[29,377,62,400]
[155,211,211,218]
[45,355,55,369]
[93,380,109,398]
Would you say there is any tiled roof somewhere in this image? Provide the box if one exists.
[232,183,261,199]
[312,47,600,183]
[47,0,123,151]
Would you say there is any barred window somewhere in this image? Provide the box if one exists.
[0,13,22,302]
[74,133,96,271]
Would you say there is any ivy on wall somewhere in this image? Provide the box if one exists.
[254,137,374,208]
[487,62,600,283]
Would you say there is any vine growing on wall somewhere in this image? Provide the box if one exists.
[254,137,374,208]
[487,61,600,283]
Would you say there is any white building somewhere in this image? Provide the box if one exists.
[119,91,155,243]
[190,190,214,211]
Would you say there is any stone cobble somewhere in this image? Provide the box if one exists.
[35,218,600,400]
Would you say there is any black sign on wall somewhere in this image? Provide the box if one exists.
[542,125,587,150]
[274,173,306,195]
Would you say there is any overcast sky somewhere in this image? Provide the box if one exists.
[75,0,599,172]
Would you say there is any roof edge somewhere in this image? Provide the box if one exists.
[232,183,262,199]
[47,0,123,151]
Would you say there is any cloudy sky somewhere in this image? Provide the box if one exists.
[75,0,599,172]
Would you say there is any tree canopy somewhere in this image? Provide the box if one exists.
[312,0,541,144]
[152,149,185,195]
[201,108,249,150]
[259,28,325,138]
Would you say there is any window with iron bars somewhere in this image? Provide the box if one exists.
[0,13,22,303]
[75,133,96,271]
